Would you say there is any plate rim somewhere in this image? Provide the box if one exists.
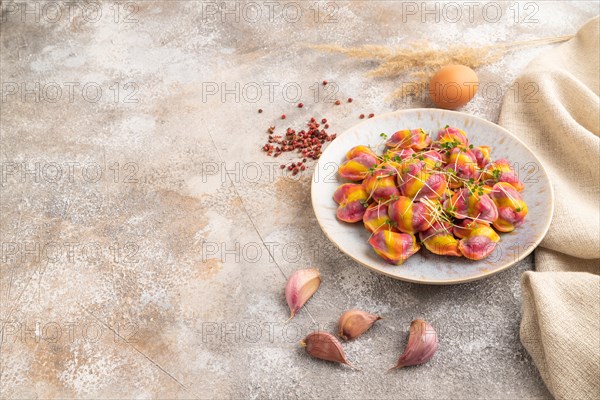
[310,108,554,285]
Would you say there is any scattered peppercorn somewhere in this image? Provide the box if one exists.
[321,118,327,124]
[298,103,304,108]
[323,80,328,85]
[261,116,337,166]
[359,114,365,119]
[348,98,353,103]
[335,100,341,105]
[258,109,263,113]
[368,113,375,118]
[281,114,286,119]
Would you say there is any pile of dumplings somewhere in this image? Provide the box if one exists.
[333,127,528,264]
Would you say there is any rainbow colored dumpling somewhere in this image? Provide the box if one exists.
[368,230,420,265]
[363,203,396,233]
[419,221,461,257]
[420,150,444,169]
[447,188,498,223]
[453,218,490,239]
[388,196,432,234]
[489,182,528,232]
[444,146,478,186]
[458,225,500,260]
[481,159,524,191]
[398,160,447,201]
[333,183,368,223]
[362,164,401,202]
[386,128,431,150]
[437,126,468,146]
[338,145,379,181]
[472,146,491,168]
[385,148,415,161]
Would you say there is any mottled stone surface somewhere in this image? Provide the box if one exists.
[1,1,597,398]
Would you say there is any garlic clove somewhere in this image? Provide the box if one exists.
[338,309,381,341]
[285,268,321,320]
[300,331,356,368]
[392,319,438,369]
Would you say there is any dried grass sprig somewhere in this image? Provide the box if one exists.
[309,35,574,100]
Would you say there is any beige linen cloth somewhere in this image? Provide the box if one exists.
[498,17,600,400]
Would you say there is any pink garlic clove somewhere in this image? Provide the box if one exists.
[392,319,438,369]
[285,268,321,320]
[300,331,356,368]
[338,309,382,341]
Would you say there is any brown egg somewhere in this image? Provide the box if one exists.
[429,65,479,110]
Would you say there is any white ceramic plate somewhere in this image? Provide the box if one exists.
[311,108,553,284]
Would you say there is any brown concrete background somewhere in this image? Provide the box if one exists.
[1,1,598,398]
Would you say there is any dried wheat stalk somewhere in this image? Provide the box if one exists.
[310,35,574,100]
